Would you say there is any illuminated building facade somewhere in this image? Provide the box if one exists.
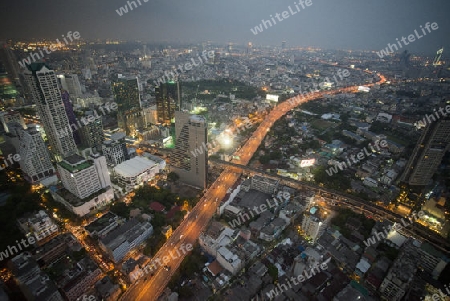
[24,63,77,160]
[171,111,207,188]
[401,118,450,186]
[155,81,181,124]
[19,126,55,183]
[112,76,142,135]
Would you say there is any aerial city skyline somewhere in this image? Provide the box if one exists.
[0,1,449,301]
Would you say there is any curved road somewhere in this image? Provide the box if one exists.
[121,73,386,301]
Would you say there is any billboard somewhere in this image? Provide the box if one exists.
[266,94,279,102]
[358,86,370,92]
[300,158,315,167]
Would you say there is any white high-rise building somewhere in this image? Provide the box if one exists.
[18,126,55,183]
[90,153,111,189]
[57,74,83,98]
[52,153,113,216]
[301,206,328,242]
[57,154,102,199]
[24,63,77,160]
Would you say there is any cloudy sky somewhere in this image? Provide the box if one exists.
[1,0,449,54]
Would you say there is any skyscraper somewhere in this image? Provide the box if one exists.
[401,117,450,186]
[61,90,81,145]
[58,74,83,98]
[155,81,181,124]
[18,126,55,183]
[102,132,129,166]
[79,111,104,152]
[23,63,77,160]
[170,111,207,189]
[112,76,142,135]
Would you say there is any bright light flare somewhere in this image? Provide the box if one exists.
[218,133,233,148]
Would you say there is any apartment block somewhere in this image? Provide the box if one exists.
[100,219,153,262]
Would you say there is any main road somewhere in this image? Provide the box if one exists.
[121,74,386,301]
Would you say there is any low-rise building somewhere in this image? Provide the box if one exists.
[57,257,102,301]
[342,130,365,144]
[84,212,122,239]
[95,276,121,301]
[379,245,417,301]
[216,246,243,275]
[259,218,287,242]
[17,210,59,246]
[33,234,81,267]
[113,156,162,192]
[8,252,64,301]
[363,177,378,188]
[199,222,237,257]
[51,186,114,217]
[250,175,279,195]
[100,219,153,262]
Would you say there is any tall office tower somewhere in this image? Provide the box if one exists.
[57,154,104,199]
[401,117,450,186]
[102,132,129,166]
[170,111,207,189]
[23,63,77,160]
[79,111,104,152]
[155,81,181,124]
[61,90,81,145]
[112,76,142,134]
[57,74,83,98]
[282,41,286,49]
[18,126,55,183]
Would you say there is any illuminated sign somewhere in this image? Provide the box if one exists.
[300,158,315,167]
[266,94,279,102]
[358,86,370,92]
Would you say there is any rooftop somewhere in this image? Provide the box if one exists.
[85,212,119,233]
[114,156,158,178]
[59,154,92,172]
[111,131,126,141]
[149,202,165,212]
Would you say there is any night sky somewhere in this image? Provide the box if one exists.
[1,0,449,54]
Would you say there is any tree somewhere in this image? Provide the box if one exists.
[267,263,278,282]
[110,202,129,218]
[167,172,180,182]
[259,155,270,164]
